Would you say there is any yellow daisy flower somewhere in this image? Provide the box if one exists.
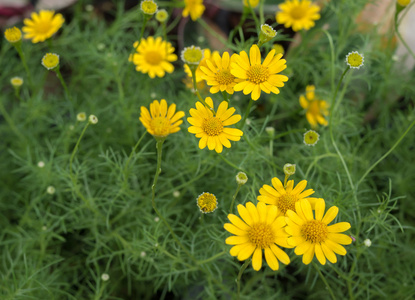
[22,10,64,43]
[197,192,218,213]
[200,52,240,95]
[224,202,291,271]
[285,198,352,265]
[187,97,243,153]
[140,99,185,138]
[276,0,320,32]
[231,44,288,101]
[182,0,205,21]
[184,48,219,83]
[129,36,178,78]
[257,177,315,216]
[299,85,329,128]
[4,27,22,43]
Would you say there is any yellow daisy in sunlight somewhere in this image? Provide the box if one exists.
[276,0,320,32]
[188,97,243,153]
[200,52,240,95]
[258,177,315,216]
[299,85,329,128]
[129,36,177,78]
[231,44,288,101]
[285,198,352,265]
[140,99,185,138]
[184,48,219,84]
[22,10,64,43]
[224,202,291,271]
[182,0,205,21]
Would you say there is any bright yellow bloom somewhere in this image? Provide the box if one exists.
[200,52,240,95]
[4,27,22,43]
[345,51,364,69]
[397,0,410,6]
[243,0,260,8]
[258,177,315,216]
[184,48,219,83]
[10,77,24,87]
[182,0,205,21]
[197,192,218,213]
[140,99,185,138]
[231,44,288,101]
[276,0,320,32]
[129,36,177,78]
[224,202,291,271]
[181,45,203,65]
[41,53,59,70]
[22,10,64,43]
[285,198,352,265]
[188,98,243,153]
[140,0,158,15]
[299,85,329,128]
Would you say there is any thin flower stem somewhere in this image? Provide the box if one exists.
[236,259,250,300]
[0,97,27,143]
[197,251,226,265]
[356,118,415,188]
[124,131,147,172]
[217,153,246,173]
[151,140,198,264]
[228,9,247,43]
[229,184,242,214]
[197,18,228,49]
[313,262,336,300]
[69,122,90,177]
[15,46,33,88]
[247,1,260,31]
[240,99,254,129]
[55,68,73,103]
[190,67,216,115]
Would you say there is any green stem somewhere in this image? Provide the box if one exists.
[197,18,229,48]
[151,140,197,263]
[190,67,215,115]
[124,131,147,172]
[69,122,90,177]
[229,184,242,214]
[247,1,260,31]
[55,68,73,103]
[0,97,27,143]
[228,9,247,43]
[240,99,254,129]
[217,153,246,173]
[15,46,33,88]
[197,251,226,265]
[237,259,250,300]
[313,262,336,300]
[356,118,415,188]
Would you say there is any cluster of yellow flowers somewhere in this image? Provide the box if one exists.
[225,176,352,270]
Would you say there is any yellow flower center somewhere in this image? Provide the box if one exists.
[182,47,203,65]
[4,27,22,43]
[301,220,328,243]
[346,52,364,68]
[277,193,297,214]
[248,223,274,249]
[261,24,276,38]
[308,100,320,115]
[290,7,307,20]
[36,20,54,34]
[197,192,218,213]
[42,53,59,70]
[215,69,235,85]
[304,130,319,145]
[141,1,158,15]
[145,51,163,65]
[150,117,170,137]
[247,65,269,84]
[202,117,223,136]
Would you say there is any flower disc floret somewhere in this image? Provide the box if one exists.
[89,115,98,124]
[129,36,177,78]
[259,24,277,44]
[10,77,24,87]
[140,0,158,15]
[181,46,204,65]
[200,52,240,94]
[140,99,185,138]
[231,44,288,100]
[224,202,291,271]
[397,0,410,6]
[276,0,320,32]
[156,9,168,22]
[182,0,205,21]
[283,163,296,176]
[285,198,352,265]
[346,51,364,69]
[236,172,248,185]
[257,177,315,216]
[42,53,59,70]
[188,98,243,153]
[22,10,64,43]
[303,130,319,146]
[197,192,218,213]
[4,27,22,43]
